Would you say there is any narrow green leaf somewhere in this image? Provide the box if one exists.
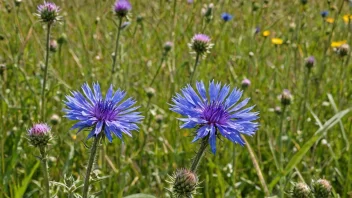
[14,161,40,198]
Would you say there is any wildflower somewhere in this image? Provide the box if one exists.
[241,78,251,88]
[321,11,328,18]
[312,179,332,198]
[338,43,350,57]
[49,39,58,52]
[145,87,156,98]
[331,40,346,48]
[343,14,352,23]
[28,123,51,147]
[50,114,61,125]
[170,81,259,154]
[271,38,283,45]
[221,13,233,22]
[15,0,22,7]
[188,34,213,58]
[325,17,334,24]
[291,182,311,198]
[280,89,292,106]
[171,169,198,197]
[255,27,260,34]
[114,0,132,18]
[262,30,270,37]
[64,83,143,142]
[37,1,61,23]
[164,41,173,53]
[201,3,214,22]
[305,56,315,69]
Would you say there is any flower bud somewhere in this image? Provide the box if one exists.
[0,63,6,76]
[172,169,198,197]
[292,182,312,198]
[305,56,315,69]
[155,114,163,124]
[145,87,155,98]
[50,114,61,125]
[280,89,292,106]
[15,0,22,7]
[188,34,213,57]
[57,33,67,45]
[50,39,58,52]
[164,41,173,53]
[338,44,350,57]
[312,179,332,198]
[241,78,251,89]
[28,123,51,147]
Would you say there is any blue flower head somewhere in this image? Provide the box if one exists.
[321,10,328,18]
[170,81,259,154]
[64,83,143,142]
[221,13,233,22]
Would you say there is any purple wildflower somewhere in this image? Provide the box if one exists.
[170,81,259,154]
[64,83,143,142]
[241,78,251,88]
[305,56,315,69]
[28,123,51,147]
[114,0,132,18]
[37,1,60,23]
[221,13,233,22]
[188,34,213,57]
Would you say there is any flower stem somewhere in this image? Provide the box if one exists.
[150,52,167,87]
[278,105,287,198]
[110,17,123,84]
[82,135,101,198]
[40,23,52,120]
[190,137,208,172]
[190,53,200,84]
[39,146,50,198]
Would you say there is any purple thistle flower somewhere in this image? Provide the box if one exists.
[170,81,259,154]
[28,123,51,147]
[114,0,132,18]
[255,26,260,34]
[305,56,315,69]
[221,13,233,22]
[29,123,51,136]
[64,83,143,142]
[188,34,214,57]
[241,78,251,88]
[37,1,60,23]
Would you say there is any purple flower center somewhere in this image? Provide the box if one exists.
[92,100,118,122]
[29,123,50,135]
[115,0,132,12]
[201,102,230,125]
[193,34,210,43]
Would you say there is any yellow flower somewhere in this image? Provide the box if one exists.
[72,134,77,140]
[263,30,270,37]
[325,17,334,24]
[343,14,352,23]
[331,40,347,48]
[271,38,283,45]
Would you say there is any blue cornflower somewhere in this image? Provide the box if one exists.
[170,81,259,154]
[221,13,233,22]
[321,10,328,18]
[64,83,143,142]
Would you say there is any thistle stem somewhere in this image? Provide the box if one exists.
[82,135,101,198]
[39,146,50,198]
[190,53,200,84]
[190,137,208,172]
[40,23,52,120]
[150,52,166,87]
[278,105,287,198]
[110,17,123,84]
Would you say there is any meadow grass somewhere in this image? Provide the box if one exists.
[0,0,351,197]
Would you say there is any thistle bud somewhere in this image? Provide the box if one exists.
[15,0,22,7]
[292,182,312,198]
[280,89,292,106]
[57,33,67,45]
[28,123,51,147]
[305,56,315,69]
[172,169,198,197]
[145,87,155,98]
[312,179,332,198]
[163,41,173,53]
[50,114,61,125]
[188,34,213,57]
[155,114,164,124]
[338,44,350,57]
[49,39,58,52]
[241,78,251,89]
[274,106,282,115]
[136,15,144,23]
[0,63,6,76]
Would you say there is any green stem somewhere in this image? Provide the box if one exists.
[300,69,311,130]
[150,52,166,87]
[190,137,208,172]
[110,18,123,84]
[39,146,50,198]
[82,135,101,198]
[278,105,287,198]
[40,23,52,120]
[190,53,200,84]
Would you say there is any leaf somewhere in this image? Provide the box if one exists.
[123,194,157,198]
[269,108,351,190]
[14,161,40,198]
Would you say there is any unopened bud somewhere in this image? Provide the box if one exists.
[313,179,332,198]
[292,182,311,198]
[172,169,198,197]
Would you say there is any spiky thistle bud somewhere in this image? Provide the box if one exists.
[164,41,173,53]
[305,56,315,69]
[114,0,132,18]
[50,114,61,125]
[280,89,292,106]
[57,33,67,45]
[292,182,312,198]
[188,34,213,58]
[28,123,51,147]
[241,78,251,89]
[15,0,22,7]
[172,169,198,198]
[338,44,350,57]
[37,1,61,24]
[312,179,332,198]
[145,87,155,98]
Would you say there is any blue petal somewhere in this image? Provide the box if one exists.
[196,81,207,102]
[93,82,102,101]
[225,88,242,109]
[94,121,103,135]
[217,84,230,103]
[208,125,216,154]
[105,85,114,101]
[192,125,211,142]
[229,98,250,113]
[209,80,221,102]
[82,83,96,103]
[104,126,113,142]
